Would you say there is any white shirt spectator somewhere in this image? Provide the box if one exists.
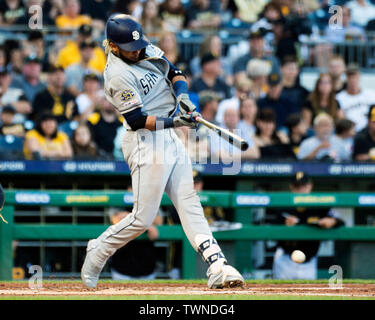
[346,0,375,27]
[336,89,375,131]
[297,135,350,161]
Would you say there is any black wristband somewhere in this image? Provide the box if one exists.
[155,117,174,130]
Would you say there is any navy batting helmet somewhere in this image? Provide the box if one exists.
[106,14,149,52]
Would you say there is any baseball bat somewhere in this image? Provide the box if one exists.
[194,116,249,151]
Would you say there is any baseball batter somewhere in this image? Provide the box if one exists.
[81,14,244,289]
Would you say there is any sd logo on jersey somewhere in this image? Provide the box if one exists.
[121,90,135,101]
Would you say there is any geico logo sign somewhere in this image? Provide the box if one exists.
[15,193,50,204]
[123,194,134,204]
[236,195,270,206]
[358,195,375,205]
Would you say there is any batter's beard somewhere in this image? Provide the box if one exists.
[117,48,146,64]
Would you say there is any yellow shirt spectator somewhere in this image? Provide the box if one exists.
[55,14,92,29]
[24,129,71,160]
[56,40,106,73]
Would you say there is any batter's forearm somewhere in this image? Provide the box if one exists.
[145,115,174,131]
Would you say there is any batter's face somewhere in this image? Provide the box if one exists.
[112,43,142,62]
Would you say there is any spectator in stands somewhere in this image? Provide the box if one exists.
[0,105,25,137]
[190,53,232,101]
[80,0,112,31]
[324,6,365,43]
[216,78,252,124]
[251,1,284,36]
[55,0,91,29]
[328,55,347,94]
[210,106,259,161]
[0,66,31,121]
[75,73,103,121]
[272,171,344,280]
[199,95,219,124]
[234,0,267,23]
[271,17,298,64]
[189,35,233,85]
[32,65,77,123]
[238,96,257,138]
[10,54,45,103]
[65,40,98,97]
[336,64,375,132]
[6,40,23,75]
[0,0,26,25]
[158,32,188,73]
[284,113,308,156]
[335,118,356,161]
[280,56,309,111]
[353,105,375,161]
[297,113,348,162]
[140,0,165,37]
[346,0,375,28]
[257,72,299,130]
[0,46,6,70]
[71,123,106,159]
[233,29,280,84]
[15,0,55,26]
[24,113,73,160]
[111,0,142,19]
[303,73,344,128]
[55,24,106,73]
[253,108,291,159]
[87,96,122,156]
[43,0,64,23]
[185,0,221,30]
[159,0,186,32]
[22,31,50,73]
[245,58,271,100]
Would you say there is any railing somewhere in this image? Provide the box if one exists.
[1,190,375,280]
[2,24,375,67]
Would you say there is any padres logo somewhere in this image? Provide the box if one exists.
[132,31,140,40]
[121,90,135,101]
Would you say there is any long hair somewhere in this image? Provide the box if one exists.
[307,73,338,118]
[255,108,281,144]
[34,114,58,139]
[158,31,179,58]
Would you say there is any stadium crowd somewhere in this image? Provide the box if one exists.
[1,0,375,162]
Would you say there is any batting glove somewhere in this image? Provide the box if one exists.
[177,93,196,114]
[173,112,199,128]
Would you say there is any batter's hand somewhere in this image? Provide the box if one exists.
[173,112,199,128]
[177,93,196,114]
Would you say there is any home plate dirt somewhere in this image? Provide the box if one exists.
[1,282,375,297]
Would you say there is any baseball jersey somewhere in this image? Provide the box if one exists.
[104,44,177,130]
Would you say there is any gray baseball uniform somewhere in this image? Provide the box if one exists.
[88,44,227,272]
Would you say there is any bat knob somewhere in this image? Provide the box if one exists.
[241,141,249,151]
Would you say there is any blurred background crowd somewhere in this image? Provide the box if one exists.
[1,0,375,162]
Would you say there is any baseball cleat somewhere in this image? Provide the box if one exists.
[81,239,107,289]
[207,264,245,289]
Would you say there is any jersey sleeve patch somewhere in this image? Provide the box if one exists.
[121,89,136,101]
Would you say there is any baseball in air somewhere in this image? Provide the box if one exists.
[291,250,306,263]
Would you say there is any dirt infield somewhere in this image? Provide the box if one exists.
[1,281,375,298]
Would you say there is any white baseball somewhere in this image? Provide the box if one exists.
[291,250,306,263]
